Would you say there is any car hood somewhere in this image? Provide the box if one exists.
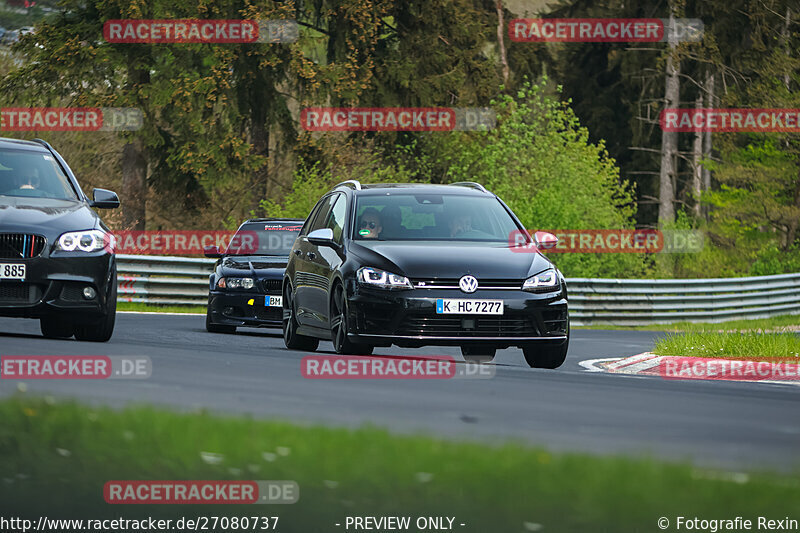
[220,255,289,276]
[0,197,99,239]
[350,241,553,280]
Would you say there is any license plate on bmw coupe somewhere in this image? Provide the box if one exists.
[266,295,283,307]
[436,299,503,315]
[0,263,25,280]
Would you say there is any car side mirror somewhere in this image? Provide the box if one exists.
[203,245,222,258]
[89,188,120,209]
[534,231,559,249]
[307,228,337,248]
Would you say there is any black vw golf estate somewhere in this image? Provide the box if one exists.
[282,181,569,368]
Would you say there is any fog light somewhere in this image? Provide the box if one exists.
[82,286,96,299]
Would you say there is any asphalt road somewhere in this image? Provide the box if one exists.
[1,313,798,472]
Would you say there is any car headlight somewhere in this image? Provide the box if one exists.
[218,277,254,290]
[357,267,413,290]
[56,230,110,252]
[522,268,558,291]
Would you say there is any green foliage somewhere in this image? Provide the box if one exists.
[548,0,800,279]
[267,80,652,278]
[682,1,800,277]
[682,137,800,277]
[259,164,335,220]
[440,80,650,278]
[0,0,294,223]
[0,0,60,29]
[258,153,424,220]
[3,397,799,531]
[751,244,800,276]
[1,0,797,280]
[705,139,797,244]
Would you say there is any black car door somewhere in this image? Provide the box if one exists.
[294,194,336,327]
[314,193,348,328]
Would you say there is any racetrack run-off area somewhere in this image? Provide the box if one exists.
[1,314,798,473]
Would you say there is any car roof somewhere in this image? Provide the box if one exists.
[352,183,493,196]
[0,137,50,152]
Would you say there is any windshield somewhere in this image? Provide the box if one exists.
[0,148,77,200]
[353,193,520,242]
[226,222,301,256]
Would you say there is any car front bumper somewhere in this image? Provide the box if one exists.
[346,284,568,348]
[0,252,115,319]
[208,291,283,328]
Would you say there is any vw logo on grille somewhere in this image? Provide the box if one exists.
[459,275,478,293]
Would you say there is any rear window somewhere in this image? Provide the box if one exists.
[0,148,77,200]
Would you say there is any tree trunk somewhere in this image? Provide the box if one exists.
[779,7,796,250]
[691,90,703,218]
[268,124,296,205]
[250,119,269,214]
[496,0,509,84]
[702,69,714,213]
[658,13,680,224]
[782,7,791,90]
[121,139,147,230]
[122,60,150,231]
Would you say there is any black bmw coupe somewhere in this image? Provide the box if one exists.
[204,218,303,333]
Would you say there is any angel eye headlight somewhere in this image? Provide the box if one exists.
[59,234,77,251]
[56,230,108,253]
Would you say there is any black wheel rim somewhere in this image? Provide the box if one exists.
[330,286,346,352]
[283,286,293,345]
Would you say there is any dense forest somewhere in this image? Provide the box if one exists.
[0,0,797,278]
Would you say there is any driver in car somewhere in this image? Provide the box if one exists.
[358,208,383,239]
[1,169,40,195]
[447,212,489,239]
[448,213,473,237]
[17,170,40,190]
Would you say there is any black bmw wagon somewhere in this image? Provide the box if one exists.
[0,137,120,341]
[282,181,569,368]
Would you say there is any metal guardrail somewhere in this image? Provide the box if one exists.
[567,273,800,325]
[116,255,800,325]
[117,254,216,307]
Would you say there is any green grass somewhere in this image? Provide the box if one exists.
[653,331,800,362]
[574,314,800,332]
[1,397,798,532]
[118,301,204,314]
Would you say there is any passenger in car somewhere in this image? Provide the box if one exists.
[358,208,383,239]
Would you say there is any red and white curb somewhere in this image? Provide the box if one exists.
[579,352,800,386]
